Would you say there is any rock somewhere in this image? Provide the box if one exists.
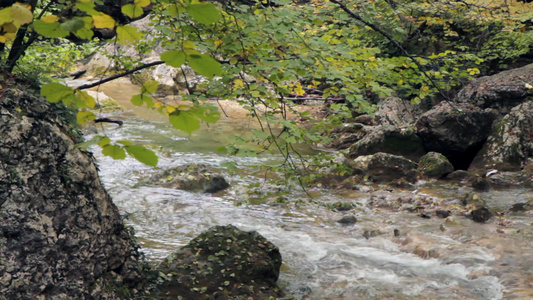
[330,201,355,211]
[509,202,533,212]
[469,101,533,172]
[462,193,486,208]
[415,102,497,169]
[337,215,357,225]
[486,171,531,187]
[417,152,454,178]
[435,210,451,218]
[347,125,426,162]
[348,152,418,183]
[0,88,145,298]
[140,164,230,193]
[446,170,474,181]
[85,90,123,110]
[353,114,375,125]
[363,229,382,239]
[156,225,284,299]
[374,97,425,127]
[328,123,367,149]
[470,207,493,222]
[471,176,490,191]
[456,63,533,114]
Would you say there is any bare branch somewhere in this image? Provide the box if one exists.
[76,61,164,90]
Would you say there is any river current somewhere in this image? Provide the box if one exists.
[82,79,532,299]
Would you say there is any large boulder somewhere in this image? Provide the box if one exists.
[0,88,145,298]
[374,97,425,127]
[156,225,284,299]
[469,101,533,172]
[348,152,418,183]
[347,125,426,162]
[456,63,533,114]
[139,164,230,193]
[415,102,496,169]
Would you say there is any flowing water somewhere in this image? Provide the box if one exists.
[83,79,532,299]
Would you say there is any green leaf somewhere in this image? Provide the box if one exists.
[125,145,158,166]
[187,3,220,25]
[193,105,220,123]
[141,80,158,94]
[131,94,144,106]
[75,1,99,15]
[122,4,144,18]
[76,111,96,125]
[187,53,222,79]
[169,110,200,134]
[60,18,85,32]
[160,50,186,68]
[77,135,103,150]
[41,83,74,103]
[102,144,126,159]
[116,25,142,45]
[33,20,69,38]
[98,136,111,147]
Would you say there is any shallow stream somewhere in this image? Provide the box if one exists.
[84,80,532,299]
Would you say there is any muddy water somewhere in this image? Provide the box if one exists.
[83,79,532,299]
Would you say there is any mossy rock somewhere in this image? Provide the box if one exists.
[417,152,454,178]
[155,225,284,299]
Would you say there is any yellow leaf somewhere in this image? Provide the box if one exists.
[525,83,533,89]
[234,78,244,89]
[0,7,13,25]
[11,2,33,25]
[134,0,150,8]
[421,86,430,92]
[165,105,176,114]
[41,15,59,23]
[92,13,116,29]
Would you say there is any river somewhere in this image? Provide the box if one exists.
[81,79,532,299]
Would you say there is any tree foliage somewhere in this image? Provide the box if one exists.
[0,0,532,181]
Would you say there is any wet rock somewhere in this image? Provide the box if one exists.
[347,125,426,162]
[348,152,418,183]
[486,171,530,187]
[469,101,533,172]
[415,102,496,169]
[330,201,356,211]
[156,225,283,299]
[363,229,382,239]
[0,88,145,298]
[140,164,230,193]
[435,210,451,218]
[509,202,533,212]
[456,63,533,114]
[471,176,490,191]
[337,215,357,225]
[446,170,474,181]
[394,229,401,237]
[374,97,425,127]
[417,151,454,178]
[462,193,486,208]
[470,207,493,222]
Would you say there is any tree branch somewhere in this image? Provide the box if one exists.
[330,0,451,101]
[76,61,165,90]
